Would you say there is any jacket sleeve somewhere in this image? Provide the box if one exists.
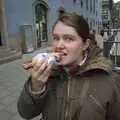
[17,77,48,119]
[108,73,120,120]
[108,91,120,120]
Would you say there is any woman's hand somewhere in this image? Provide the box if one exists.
[31,58,51,91]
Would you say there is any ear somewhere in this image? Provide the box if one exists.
[83,39,90,51]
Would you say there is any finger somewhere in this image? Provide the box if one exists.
[37,65,51,83]
[32,59,48,80]
[28,68,33,72]
[33,58,45,71]
[43,64,51,76]
[37,72,50,83]
[37,59,48,75]
[31,70,39,80]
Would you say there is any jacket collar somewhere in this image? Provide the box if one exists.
[77,46,113,75]
[51,47,113,77]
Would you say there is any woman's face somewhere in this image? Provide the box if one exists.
[52,21,89,66]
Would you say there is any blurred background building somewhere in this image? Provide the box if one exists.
[0,0,120,68]
[101,0,120,68]
[101,0,111,29]
[101,0,120,29]
[0,0,102,54]
[113,1,120,28]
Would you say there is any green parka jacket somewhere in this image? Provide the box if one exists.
[17,47,120,120]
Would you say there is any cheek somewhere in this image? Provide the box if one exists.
[71,48,82,58]
[69,43,84,54]
[51,43,57,50]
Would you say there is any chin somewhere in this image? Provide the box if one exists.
[57,62,65,66]
[58,61,67,66]
[58,60,72,66]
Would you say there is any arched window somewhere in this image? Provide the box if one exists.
[35,3,48,47]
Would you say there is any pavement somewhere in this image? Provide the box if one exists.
[0,47,50,120]
[0,46,120,120]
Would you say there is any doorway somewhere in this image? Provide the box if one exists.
[35,3,48,47]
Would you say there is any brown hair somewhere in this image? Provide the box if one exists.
[53,12,97,49]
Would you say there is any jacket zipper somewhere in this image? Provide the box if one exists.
[65,76,71,120]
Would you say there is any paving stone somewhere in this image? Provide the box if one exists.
[0,110,12,120]
[5,101,18,115]
[11,113,25,120]
[0,90,10,99]
[0,104,5,111]
[0,86,7,91]
[0,95,17,106]
[0,48,48,120]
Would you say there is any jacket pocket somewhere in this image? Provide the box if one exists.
[88,94,105,116]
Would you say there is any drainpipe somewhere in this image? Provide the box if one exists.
[1,0,9,49]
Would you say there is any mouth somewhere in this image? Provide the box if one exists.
[61,53,67,57]
[58,52,68,61]
[55,51,67,56]
[53,50,68,60]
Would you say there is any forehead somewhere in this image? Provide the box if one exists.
[53,21,77,35]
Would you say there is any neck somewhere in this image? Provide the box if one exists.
[64,55,85,72]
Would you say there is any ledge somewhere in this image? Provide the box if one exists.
[0,51,22,65]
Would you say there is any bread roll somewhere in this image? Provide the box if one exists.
[23,52,61,70]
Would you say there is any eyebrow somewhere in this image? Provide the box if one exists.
[53,33,75,37]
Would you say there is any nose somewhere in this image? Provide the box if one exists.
[56,40,65,49]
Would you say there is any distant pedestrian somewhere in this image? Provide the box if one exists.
[100,29,104,37]
[17,12,120,120]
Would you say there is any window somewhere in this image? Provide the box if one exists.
[96,11,98,16]
[90,0,92,12]
[96,21,98,26]
[103,30,120,67]
[73,0,77,3]
[81,0,83,8]
[35,3,48,47]
[103,15,108,19]
[86,0,88,9]
[103,10,108,14]
[93,0,95,14]
[93,20,95,26]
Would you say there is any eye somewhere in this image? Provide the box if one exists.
[53,36,59,41]
[64,36,74,42]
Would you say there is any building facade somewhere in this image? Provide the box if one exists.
[0,0,102,53]
[101,0,111,29]
[114,1,120,28]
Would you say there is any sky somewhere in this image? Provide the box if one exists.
[114,0,120,3]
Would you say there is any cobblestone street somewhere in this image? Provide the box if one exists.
[0,49,48,120]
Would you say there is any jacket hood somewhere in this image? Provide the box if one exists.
[51,47,113,77]
[79,47,113,74]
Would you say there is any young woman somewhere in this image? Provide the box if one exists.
[17,12,120,120]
